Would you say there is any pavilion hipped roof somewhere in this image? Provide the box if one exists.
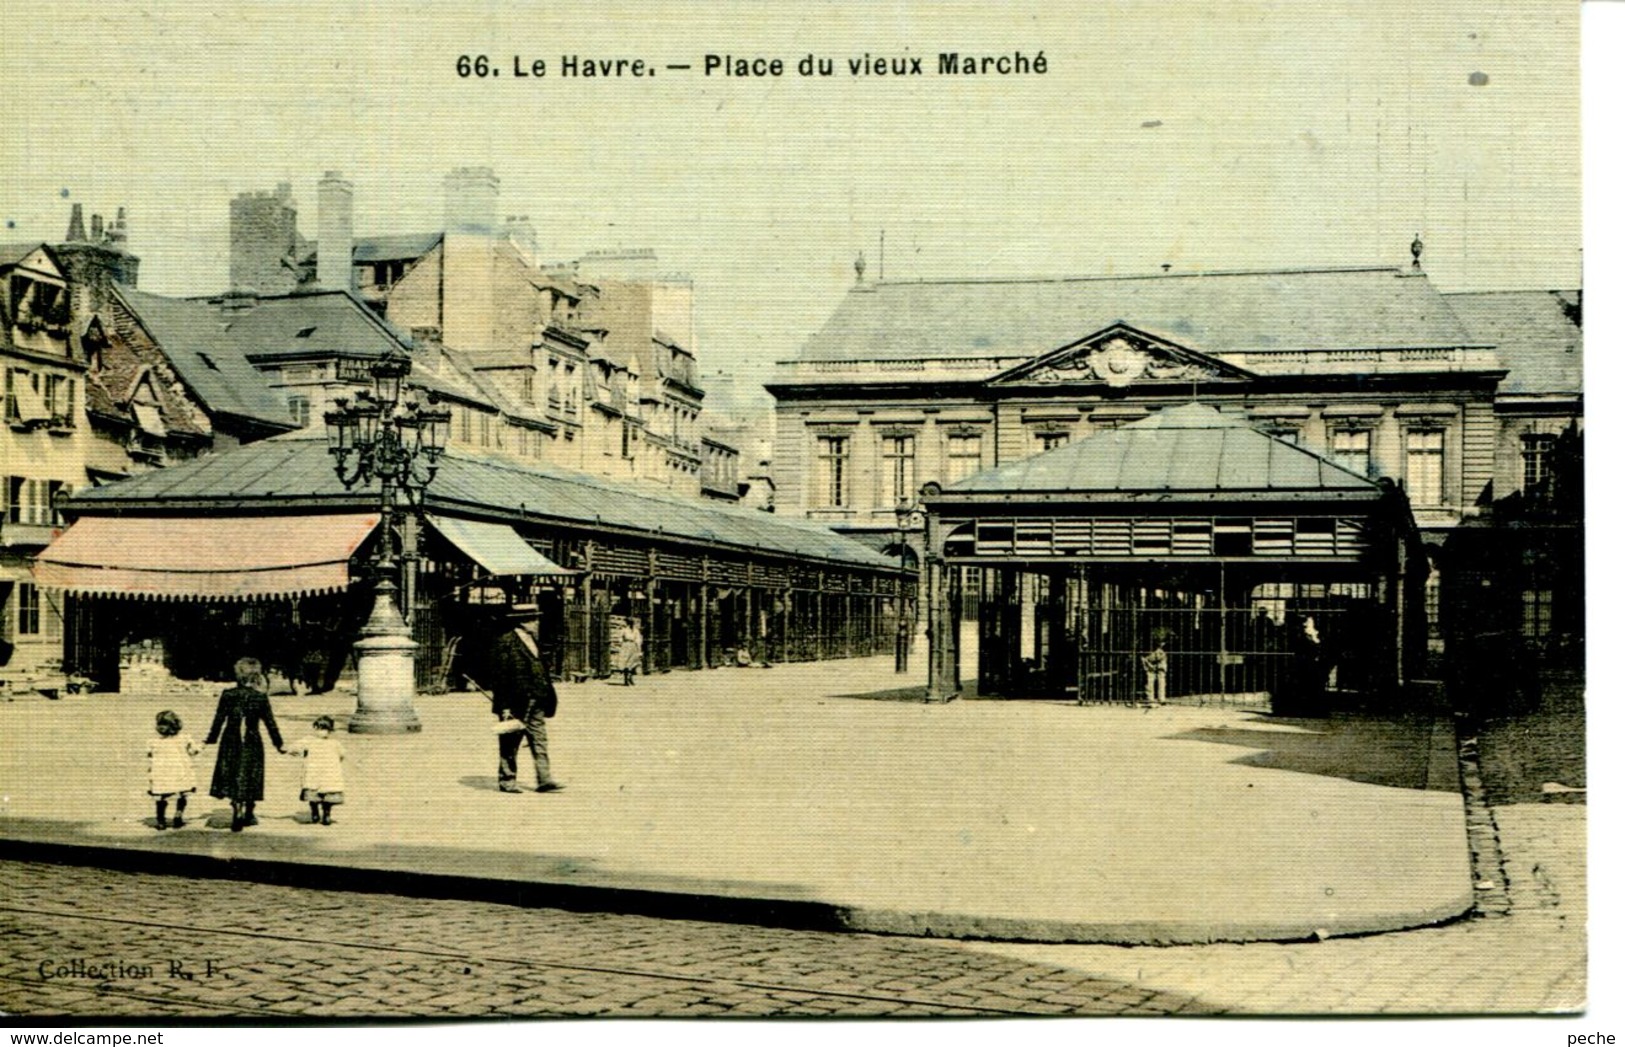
[940,403,1383,500]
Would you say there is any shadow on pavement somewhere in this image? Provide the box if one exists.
[828,686,929,703]
[1171,714,1453,791]
[1473,672,1586,805]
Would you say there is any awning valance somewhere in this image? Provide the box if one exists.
[33,514,379,601]
[426,515,574,576]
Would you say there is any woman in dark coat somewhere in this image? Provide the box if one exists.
[204,657,284,831]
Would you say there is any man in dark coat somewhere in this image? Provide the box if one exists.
[480,605,561,794]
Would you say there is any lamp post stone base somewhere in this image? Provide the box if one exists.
[349,579,422,734]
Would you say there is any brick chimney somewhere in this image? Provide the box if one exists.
[230,185,303,295]
[54,201,140,319]
[441,167,499,351]
[317,171,355,292]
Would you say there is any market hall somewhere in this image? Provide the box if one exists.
[33,433,911,693]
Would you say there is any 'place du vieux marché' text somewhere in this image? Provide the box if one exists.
[455,52,1047,79]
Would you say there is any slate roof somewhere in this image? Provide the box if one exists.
[944,403,1380,497]
[113,286,294,429]
[66,433,898,572]
[1444,290,1582,397]
[352,232,442,264]
[797,267,1480,363]
[191,289,417,362]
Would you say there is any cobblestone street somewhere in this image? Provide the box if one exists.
[0,860,1219,1019]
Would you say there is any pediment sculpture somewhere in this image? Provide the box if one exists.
[1027,336,1227,388]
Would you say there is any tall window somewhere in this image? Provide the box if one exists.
[816,434,850,508]
[287,394,310,428]
[1036,430,1070,453]
[1521,433,1556,493]
[1522,588,1553,641]
[16,583,41,636]
[4,368,30,422]
[1405,429,1445,505]
[882,434,916,506]
[1264,427,1300,445]
[42,375,75,425]
[946,432,983,483]
[1330,427,1372,477]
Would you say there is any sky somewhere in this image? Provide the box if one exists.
[1,1,1581,402]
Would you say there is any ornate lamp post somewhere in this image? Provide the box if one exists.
[894,500,925,674]
[323,346,452,733]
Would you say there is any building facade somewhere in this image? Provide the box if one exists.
[229,169,739,497]
[769,261,1582,692]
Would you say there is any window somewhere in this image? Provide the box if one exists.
[946,432,983,483]
[1036,430,1070,453]
[5,368,42,423]
[1522,589,1553,641]
[1425,571,1443,641]
[521,371,535,405]
[1405,429,1445,506]
[478,412,493,447]
[287,394,311,428]
[1521,433,1556,493]
[41,375,75,426]
[816,434,850,508]
[882,434,916,506]
[1330,428,1371,477]
[47,480,67,525]
[16,583,41,636]
[1264,427,1300,445]
[5,477,54,525]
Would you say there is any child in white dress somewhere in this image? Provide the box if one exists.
[291,714,345,825]
[147,710,201,830]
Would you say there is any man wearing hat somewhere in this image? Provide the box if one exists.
[481,603,562,794]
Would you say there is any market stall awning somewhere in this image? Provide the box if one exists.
[426,515,573,576]
[33,514,379,600]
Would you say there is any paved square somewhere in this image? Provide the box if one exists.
[0,656,1472,942]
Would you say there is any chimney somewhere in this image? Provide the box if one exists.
[66,203,86,242]
[441,167,499,351]
[108,207,128,249]
[410,326,445,372]
[317,171,355,292]
[90,213,104,242]
[230,187,302,295]
[505,215,538,265]
[444,166,499,234]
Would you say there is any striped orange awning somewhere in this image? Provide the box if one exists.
[33,514,379,601]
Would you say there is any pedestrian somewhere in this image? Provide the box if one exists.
[146,710,201,830]
[1141,642,1169,706]
[614,616,643,686]
[289,714,345,826]
[204,656,285,831]
[476,604,562,794]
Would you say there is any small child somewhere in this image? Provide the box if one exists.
[147,710,201,830]
[290,714,345,825]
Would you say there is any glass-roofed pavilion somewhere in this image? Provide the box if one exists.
[918,404,1428,711]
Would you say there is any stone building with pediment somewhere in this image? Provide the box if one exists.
[767,262,1582,690]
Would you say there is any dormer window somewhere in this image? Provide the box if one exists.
[9,275,68,334]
